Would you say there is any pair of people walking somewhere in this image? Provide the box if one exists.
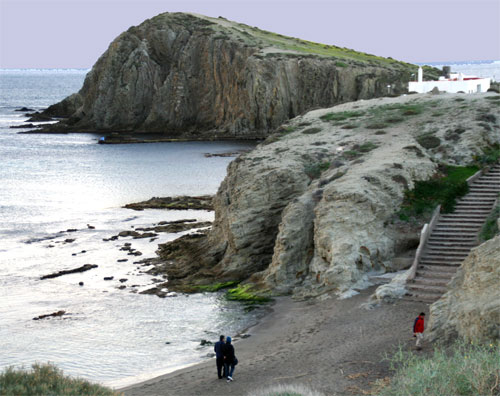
[214,335,238,383]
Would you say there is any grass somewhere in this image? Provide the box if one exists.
[479,201,500,242]
[320,110,364,122]
[377,341,500,396]
[398,165,479,220]
[363,102,429,129]
[225,284,271,304]
[195,281,240,292]
[0,363,120,396]
[304,161,331,179]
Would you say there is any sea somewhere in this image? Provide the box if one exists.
[1,60,499,389]
[0,68,257,388]
[419,59,500,82]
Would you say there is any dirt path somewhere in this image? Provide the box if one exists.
[120,287,430,396]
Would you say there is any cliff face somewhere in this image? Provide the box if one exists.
[428,235,500,342]
[44,12,420,137]
[157,93,500,297]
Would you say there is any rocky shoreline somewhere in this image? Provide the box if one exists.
[124,195,214,211]
[137,93,500,306]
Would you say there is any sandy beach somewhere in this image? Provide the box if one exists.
[120,287,429,396]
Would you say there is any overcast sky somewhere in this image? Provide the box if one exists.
[1,0,499,68]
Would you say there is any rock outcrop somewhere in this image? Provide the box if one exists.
[428,235,500,342]
[42,12,430,137]
[156,93,500,295]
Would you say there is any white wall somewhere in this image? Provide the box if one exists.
[408,78,491,94]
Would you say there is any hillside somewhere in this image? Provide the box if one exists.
[41,12,439,137]
[151,92,500,298]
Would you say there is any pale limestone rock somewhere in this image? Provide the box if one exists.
[428,235,500,342]
[155,93,500,297]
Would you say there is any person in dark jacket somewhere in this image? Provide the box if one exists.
[413,312,425,350]
[214,335,226,379]
[223,336,236,382]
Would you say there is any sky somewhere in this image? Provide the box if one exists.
[0,0,499,69]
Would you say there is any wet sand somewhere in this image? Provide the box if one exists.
[120,287,429,396]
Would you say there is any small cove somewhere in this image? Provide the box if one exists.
[0,69,258,385]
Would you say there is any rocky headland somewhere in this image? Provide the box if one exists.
[37,12,440,137]
[152,93,500,303]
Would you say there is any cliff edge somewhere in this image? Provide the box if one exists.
[42,12,435,137]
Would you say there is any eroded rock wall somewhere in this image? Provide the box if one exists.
[428,235,500,342]
[44,13,414,136]
[158,93,500,295]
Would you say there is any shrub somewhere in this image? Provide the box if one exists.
[474,143,500,165]
[377,341,500,396]
[416,133,441,149]
[0,363,119,396]
[398,165,478,219]
[479,201,500,242]
[335,61,348,68]
[359,142,377,152]
[304,161,331,179]
[302,127,322,135]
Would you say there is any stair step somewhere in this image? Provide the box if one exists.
[426,248,472,254]
[431,233,478,238]
[418,264,459,272]
[419,259,462,266]
[438,218,486,223]
[415,270,455,280]
[404,292,442,303]
[427,242,475,248]
[411,278,450,287]
[408,283,448,293]
[428,237,476,242]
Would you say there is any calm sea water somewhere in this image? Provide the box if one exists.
[0,69,257,387]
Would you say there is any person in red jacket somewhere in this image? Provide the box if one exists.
[413,312,425,350]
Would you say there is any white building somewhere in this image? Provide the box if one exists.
[409,66,491,94]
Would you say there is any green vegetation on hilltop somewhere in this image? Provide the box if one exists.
[398,165,479,220]
[0,363,120,396]
[159,13,439,71]
[377,341,500,396]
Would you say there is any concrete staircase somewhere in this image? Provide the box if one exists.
[407,164,500,303]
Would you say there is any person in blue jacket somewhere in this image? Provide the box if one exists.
[214,335,226,379]
[223,336,237,382]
